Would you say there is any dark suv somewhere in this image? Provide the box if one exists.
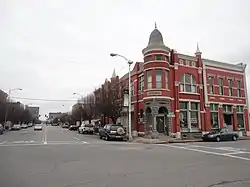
[99,124,126,141]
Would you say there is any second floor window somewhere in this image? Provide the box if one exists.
[165,70,169,89]
[218,77,224,95]
[208,76,214,94]
[180,74,197,93]
[237,80,241,97]
[228,79,233,96]
[146,71,152,89]
[139,76,144,93]
[156,69,162,89]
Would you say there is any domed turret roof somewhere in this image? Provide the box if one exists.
[142,23,170,54]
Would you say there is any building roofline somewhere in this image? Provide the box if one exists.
[202,58,246,71]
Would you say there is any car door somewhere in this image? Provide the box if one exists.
[219,128,228,141]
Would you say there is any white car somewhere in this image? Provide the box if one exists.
[21,124,28,129]
[34,124,42,131]
[78,124,94,134]
[11,124,21,130]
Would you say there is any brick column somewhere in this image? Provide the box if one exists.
[232,106,238,131]
[204,104,211,132]
[244,107,250,136]
[218,104,224,128]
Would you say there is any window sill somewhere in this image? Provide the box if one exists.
[179,92,200,95]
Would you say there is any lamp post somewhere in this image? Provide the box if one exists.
[4,88,22,128]
[110,53,133,141]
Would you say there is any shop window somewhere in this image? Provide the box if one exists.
[180,74,197,93]
[190,102,198,128]
[211,113,219,129]
[237,105,244,129]
[156,69,162,89]
[180,101,199,129]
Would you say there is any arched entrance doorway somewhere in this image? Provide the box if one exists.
[156,106,168,134]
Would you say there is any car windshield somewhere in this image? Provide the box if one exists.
[85,124,94,127]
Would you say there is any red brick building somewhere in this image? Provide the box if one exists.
[94,25,250,137]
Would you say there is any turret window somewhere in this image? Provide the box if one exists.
[180,74,197,93]
[165,55,170,62]
[146,71,152,89]
[155,55,162,60]
[144,56,151,62]
[156,69,162,88]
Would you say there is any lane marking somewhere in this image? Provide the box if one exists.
[73,137,80,141]
[43,125,47,144]
[224,151,249,155]
[160,144,250,161]
[81,141,89,144]
[0,141,6,144]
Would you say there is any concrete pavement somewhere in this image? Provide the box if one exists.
[1,125,250,187]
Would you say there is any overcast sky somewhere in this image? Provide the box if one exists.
[1,0,250,119]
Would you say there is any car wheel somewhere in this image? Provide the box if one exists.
[105,135,110,141]
[99,136,102,139]
[216,136,221,142]
[232,135,237,141]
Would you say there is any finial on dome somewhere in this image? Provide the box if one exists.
[155,22,157,29]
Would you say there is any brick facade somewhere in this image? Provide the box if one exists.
[94,25,250,136]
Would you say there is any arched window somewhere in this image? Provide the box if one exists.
[180,74,197,93]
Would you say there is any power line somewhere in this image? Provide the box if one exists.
[11,97,77,102]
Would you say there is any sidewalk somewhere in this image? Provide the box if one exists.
[132,135,250,144]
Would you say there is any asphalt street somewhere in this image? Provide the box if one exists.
[1,125,250,187]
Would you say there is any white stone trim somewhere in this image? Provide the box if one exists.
[144,88,170,92]
[179,99,200,102]
[143,96,174,100]
[205,66,244,75]
[144,52,170,57]
[207,94,245,99]
[202,61,209,105]
[143,61,169,66]
[174,63,178,69]
[143,48,170,55]
[144,67,170,71]
[203,58,245,72]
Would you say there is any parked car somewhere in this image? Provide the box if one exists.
[0,124,3,135]
[11,124,21,131]
[69,125,78,131]
[21,124,28,129]
[34,124,43,131]
[99,124,126,141]
[202,128,239,142]
[28,123,33,127]
[62,123,70,128]
[78,124,94,134]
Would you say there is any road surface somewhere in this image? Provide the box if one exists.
[1,125,250,187]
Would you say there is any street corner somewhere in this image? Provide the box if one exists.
[132,137,168,144]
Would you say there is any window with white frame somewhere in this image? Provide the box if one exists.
[180,101,199,129]
[155,54,162,60]
[138,76,144,93]
[156,69,162,89]
[210,104,219,129]
[237,106,244,129]
[146,71,152,89]
[222,105,232,113]
[208,76,214,94]
[190,102,199,128]
[144,56,151,62]
[131,82,134,95]
[237,80,241,97]
[165,70,169,89]
[191,61,196,67]
[165,55,170,62]
[218,77,224,95]
[179,59,184,65]
[180,102,188,128]
[185,60,190,66]
[228,78,233,96]
[180,74,197,93]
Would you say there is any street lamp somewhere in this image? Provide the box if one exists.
[110,53,133,141]
[4,88,22,126]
